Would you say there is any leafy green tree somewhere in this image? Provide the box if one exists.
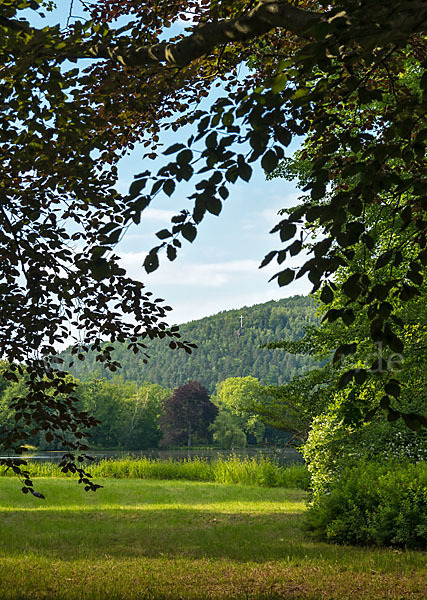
[214,377,267,443]
[0,372,170,452]
[254,53,427,456]
[0,373,23,450]
[210,410,247,449]
[260,280,427,492]
[124,383,170,449]
[255,121,427,460]
[160,382,218,447]
[77,378,135,448]
[0,370,87,453]
[76,379,170,449]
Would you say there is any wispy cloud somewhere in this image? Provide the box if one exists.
[119,254,264,288]
[140,208,176,222]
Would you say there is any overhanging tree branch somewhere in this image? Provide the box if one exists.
[70,1,321,67]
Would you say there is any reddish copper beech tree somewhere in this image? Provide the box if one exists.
[160,382,217,447]
[0,0,426,494]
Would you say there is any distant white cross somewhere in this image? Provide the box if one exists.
[239,315,244,328]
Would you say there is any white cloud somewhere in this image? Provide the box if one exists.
[119,253,262,288]
[141,208,176,222]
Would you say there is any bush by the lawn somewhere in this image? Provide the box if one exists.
[305,460,427,549]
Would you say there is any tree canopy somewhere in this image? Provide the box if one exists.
[1,0,426,492]
[207,377,265,448]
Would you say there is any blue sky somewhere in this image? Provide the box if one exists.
[30,2,312,326]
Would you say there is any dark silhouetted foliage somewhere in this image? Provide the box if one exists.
[160,382,218,447]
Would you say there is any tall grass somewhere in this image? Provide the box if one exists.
[211,456,309,489]
[1,456,310,489]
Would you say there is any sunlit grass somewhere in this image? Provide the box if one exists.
[0,479,426,599]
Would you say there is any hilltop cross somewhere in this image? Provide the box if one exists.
[239,315,244,328]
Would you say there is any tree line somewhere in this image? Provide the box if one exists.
[0,367,287,451]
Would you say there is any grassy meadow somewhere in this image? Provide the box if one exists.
[0,475,426,599]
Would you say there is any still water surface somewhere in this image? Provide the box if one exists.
[8,447,303,466]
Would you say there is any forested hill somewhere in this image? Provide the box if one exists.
[64,296,318,391]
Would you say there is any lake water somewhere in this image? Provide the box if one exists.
[3,447,303,466]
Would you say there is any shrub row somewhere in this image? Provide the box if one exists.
[305,460,427,549]
[2,456,310,489]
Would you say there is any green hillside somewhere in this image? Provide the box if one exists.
[63,295,318,391]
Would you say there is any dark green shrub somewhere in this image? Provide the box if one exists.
[306,461,427,549]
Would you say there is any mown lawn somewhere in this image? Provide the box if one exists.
[0,478,426,599]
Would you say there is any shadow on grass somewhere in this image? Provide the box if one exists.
[2,506,424,571]
[0,507,308,562]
